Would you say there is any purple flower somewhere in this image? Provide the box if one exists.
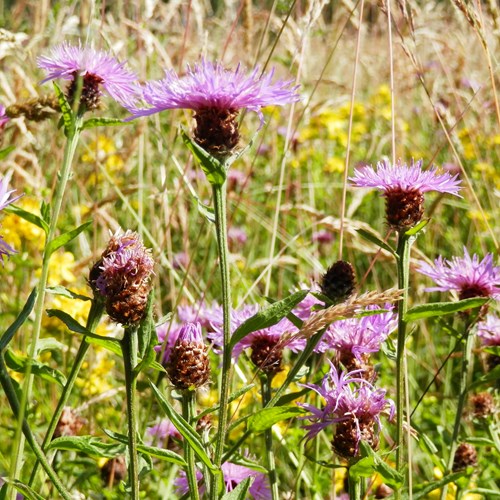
[0,176,22,261]
[130,59,299,158]
[476,314,500,347]
[349,159,461,230]
[321,305,398,359]
[146,418,181,447]
[312,229,334,244]
[37,42,139,109]
[175,461,271,499]
[299,363,394,458]
[131,59,299,122]
[417,248,500,300]
[0,104,10,129]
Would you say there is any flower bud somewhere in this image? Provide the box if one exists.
[167,322,210,390]
[452,442,477,471]
[321,260,356,303]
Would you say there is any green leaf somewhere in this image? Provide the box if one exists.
[196,384,256,420]
[468,365,500,390]
[47,435,125,458]
[197,199,216,224]
[0,288,37,351]
[221,477,253,500]
[3,205,49,235]
[149,381,219,472]
[83,336,122,356]
[104,430,186,466]
[180,128,226,186]
[46,285,91,301]
[82,117,126,129]
[53,82,75,138]
[46,309,122,346]
[404,298,488,322]
[7,480,45,500]
[4,349,66,387]
[404,218,429,236]
[247,406,306,434]
[137,290,155,361]
[46,220,92,257]
[35,337,66,353]
[275,387,311,407]
[412,471,467,500]
[356,228,397,258]
[0,145,15,161]
[229,290,308,352]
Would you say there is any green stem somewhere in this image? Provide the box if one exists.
[28,299,104,486]
[211,182,232,500]
[0,354,72,500]
[10,118,82,498]
[182,390,200,500]
[122,326,140,500]
[260,375,279,500]
[395,233,412,494]
[348,468,362,500]
[440,324,475,500]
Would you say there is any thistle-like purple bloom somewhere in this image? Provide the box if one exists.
[321,304,398,359]
[0,177,22,261]
[131,59,299,157]
[175,461,271,499]
[476,314,500,347]
[37,42,139,110]
[349,159,461,230]
[299,362,394,458]
[132,60,299,120]
[417,247,500,301]
[146,418,181,447]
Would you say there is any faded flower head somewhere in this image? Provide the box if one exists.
[417,248,500,301]
[0,176,22,261]
[299,362,394,458]
[131,59,300,158]
[349,159,461,230]
[90,229,154,325]
[37,42,139,111]
[452,442,478,472]
[175,461,271,499]
[476,314,500,346]
[167,322,210,390]
[146,418,181,450]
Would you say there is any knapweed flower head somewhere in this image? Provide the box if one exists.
[90,229,154,325]
[208,303,300,373]
[321,260,356,303]
[131,59,300,158]
[299,362,394,458]
[146,418,181,449]
[321,304,397,376]
[349,159,461,230]
[37,42,139,111]
[167,322,210,390]
[175,461,271,499]
[417,247,500,301]
[0,176,22,261]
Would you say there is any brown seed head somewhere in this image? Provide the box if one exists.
[332,416,378,459]
[250,335,283,374]
[321,260,356,303]
[470,392,495,419]
[67,71,104,112]
[53,407,86,438]
[452,442,478,471]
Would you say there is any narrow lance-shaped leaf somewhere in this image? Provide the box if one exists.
[356,228,397,259]
[46,285,91,301]
[3,205,49,235]
[47,436,125,458]
[180,128,226,186]
[149,381,219,472]
[0,287,37,351]
[0,145,16,161]
[104,429,187,467]
[46,220,92,257]
[247,406,306,434]
[53,82,75,138]
[82,117,127,129]
[221,477,253,500]
[405,297,488,322]
[229,290,308,351]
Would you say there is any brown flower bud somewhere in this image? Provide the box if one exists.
[250,335,283,375]
[385,187,424,231]
[53,407,86,438]
[332,416,378,460]
[470,392,495,419]
[452,442,477,472]
[321,260,356,303]
[167,323,210,390]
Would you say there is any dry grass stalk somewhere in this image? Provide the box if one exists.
[279,288,403,348]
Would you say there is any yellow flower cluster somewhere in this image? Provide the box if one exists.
[80,134,124,184]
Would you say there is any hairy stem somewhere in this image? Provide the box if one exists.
[211,182,232,499]
[182,390,200,500]
[122,327,140,500]
[10,118,82,498]
[261,375,279,500]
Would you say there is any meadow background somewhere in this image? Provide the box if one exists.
[0,0,499,498]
